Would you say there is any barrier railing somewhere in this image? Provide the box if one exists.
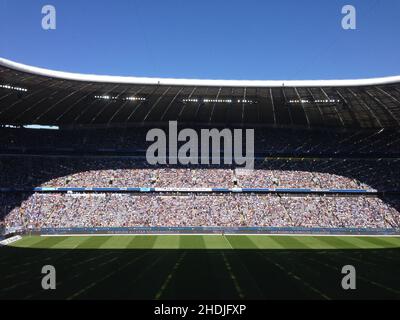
[0,186,394,195]
[19,226,400,236]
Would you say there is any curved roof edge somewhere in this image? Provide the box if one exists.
[1,57,400,88]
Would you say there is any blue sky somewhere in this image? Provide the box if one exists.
[0,0,399,80]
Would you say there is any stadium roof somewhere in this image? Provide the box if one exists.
[1,57,400,129]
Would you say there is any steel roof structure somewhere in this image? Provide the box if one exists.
[1,57,400,128]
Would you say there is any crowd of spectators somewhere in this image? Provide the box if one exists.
[0,157,398,190]
[1,126,399,156]
[3,194,399,230]
[0,126,399,232]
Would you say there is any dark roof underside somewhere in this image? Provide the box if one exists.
[1,65,400,129]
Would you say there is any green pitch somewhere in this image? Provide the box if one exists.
[2,235,400,300]
[9,234,400,249]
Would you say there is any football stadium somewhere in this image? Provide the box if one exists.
[0,56,399,300]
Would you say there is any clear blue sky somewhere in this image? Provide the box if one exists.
[0,0,399,80]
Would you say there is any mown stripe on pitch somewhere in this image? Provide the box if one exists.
[179,235,206,249]
[51,236,87,249]
[258,252,330,299]
[153,235,180,249]
[202,235,231,249]
[67,251,151,300]
[331,249,385,269]
[224,235,258,249]
[272,253,335,299]
[75,236,112,249]
[311,236,361,249]
[8,236,43,248]
[97,236,126,249]
[98,236,134,249]
[246,235,285,249]
[365,247,400,265]
[221,250,265,298]
[298,236,337,249]
[178,235,206,249]
[340,237,383,249]
[221,252,245,298]
[268,236,309,249]
[126,235,157,249]
[128,251,184,299]
[353,237,400,248]
[381,237,400,246]
[31,236,72,249]
[154,252,186,299]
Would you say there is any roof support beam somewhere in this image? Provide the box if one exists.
[178,87,197,119]
[294,87,310,127]
[0,78,61,116]
[306,88,326,125]
[126,85,160,123]
[10,81,75,123]
[269,88,277,125]
[281,87,294,126]
[194,88,209,120]
[73,84,120,124]
[90,86,133,124]
[320,88,345,127]
[107,86,145,124]
[241,87,247,125]
[364,89,400,126]
[35,83,92,123]
[376,87,400,107]
[143,87,171,122]
[56,84,107,123]
[332,88,360,127]
[209,87,221,124]
[347,88,382,128]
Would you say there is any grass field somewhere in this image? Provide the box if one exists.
[1,235,400,300]
[9,234,400,249]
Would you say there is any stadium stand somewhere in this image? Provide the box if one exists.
[0,156,398,190]
[0,58,399,233]
[2,193,399,229]
[0,126,399,156]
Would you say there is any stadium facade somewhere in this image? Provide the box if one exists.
[0,58,399,236]
[1,57,400,129]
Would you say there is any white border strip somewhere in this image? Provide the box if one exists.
[1,57,400,88]
[40,233,400,237]
[0,235,22,246]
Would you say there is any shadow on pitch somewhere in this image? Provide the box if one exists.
[0,247,399,300]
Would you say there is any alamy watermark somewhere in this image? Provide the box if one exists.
[342,5,356,30]
[146,121,255,170]
[40,5,356,32]
[41,265,56,290]
[341,265,356,290]
[41,5,56,30]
